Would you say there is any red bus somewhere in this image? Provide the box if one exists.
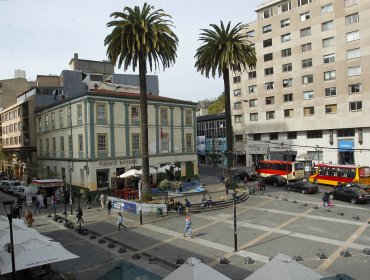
[309,163,370,186]
[256,160,305,180]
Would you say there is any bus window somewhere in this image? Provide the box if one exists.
[294,162,304,170]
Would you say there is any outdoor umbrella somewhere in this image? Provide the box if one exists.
[245,254,322,280]
[163,257,231,280]
[118,167,158,178]
[321,274,356,280]
[0,238,79,274]
[157,164,181,174]
[0,228,52,247]
[0,217,28,231]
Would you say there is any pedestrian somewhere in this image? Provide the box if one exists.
[17,198,23,216]
[76,207,84,224]
[183,215,193,238]
[34,195,41,214]
[86,194,92,209]
[107,200,112,215]
[244,175,248,187]
[207,195,213,207]
[13,207,20,219]
[185,198,191,213]
[117,212,126,231]
[25,209,34,227]
[322,192,330,207]
[201,194,207,208]
[225,178,229,195]
[100,194,105,208]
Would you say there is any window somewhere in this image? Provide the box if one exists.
[246,30,255,37]
[325,87,337,97]
[186,134,193,151]
[97,134,107,154]
[348,83,361,94]
[234,89,242,96]
[323,53,335,64]
[345,13,359,25]
[325,104,337,114]
[253,134,261,141]
[284,93,293,102]
[249,85,257,94]
[269,133,278,140]
[96,103,106,123]
[322,20,334,31]
[324,70,336,80]
[303,90,314,100]
[301,43,312,52]
[283,78,293,88]
[260,8,273,19]
[234,102,242,110]
[160,108,168,125]
[132,134,140,152]
[59,109,64,128]
[262,24,272,33]
[233,76,241,83]
[300,27,311,37]
[304,107,315,116]
[266,96,275,105]
[302,58,312,68]
[263,38,272,48]
[131,106,140,123]
[78,135,83,153]
[266,111,275,120]
[278,1,291,13]
[300,12,310,21]
[235,115,243,123]
[60,136,64,155]
[344,0,358,7]
[161,133,169,151]
[45,115,49,130]
[264,53,273,62]
[347,48,360,59]
[265,82,274,91]
[298,0,312,6]
[349,101,362,111]
[338,129,355,137]
[322,37,335,48]
[264,67,274,76]
[321,3,333,15]
[282,63,292,72]
[346,31,359,42]
[248,71,256,79]
[307,130,322,138]
[77,104,82,123]
[281,18,290,28]
[249,99,258,107]
[281,33,291,42]
[281,48,291,57]
[250,113,258,121]
[288,131,297,139]
[302,74,313,84]
[284,109,294,118]
[185,109,192,126]
[51,112,55,129]
[348,66,361,77]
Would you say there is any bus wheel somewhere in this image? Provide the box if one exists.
[350,198,357,204]
[301,189,306,194]
[314,179,318,185]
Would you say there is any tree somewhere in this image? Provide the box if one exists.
[194,21,256,186]
[105,3,178,200]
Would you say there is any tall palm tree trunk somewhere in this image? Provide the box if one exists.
[139,53,150,199]
[223,68,234,189]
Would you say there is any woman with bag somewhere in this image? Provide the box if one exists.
[25,209,34,227]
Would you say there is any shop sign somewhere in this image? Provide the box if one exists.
[111,197,137,214]
[98,159,136,167]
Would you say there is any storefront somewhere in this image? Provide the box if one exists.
[338,140,354,165]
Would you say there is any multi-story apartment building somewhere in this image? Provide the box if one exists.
[231,0,370,166]
[35,88,198,191]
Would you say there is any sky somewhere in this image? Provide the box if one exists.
[0,0,261,102]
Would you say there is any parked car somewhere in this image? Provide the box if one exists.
[286,180,318,194]
[9,183,25,195]
[262,174,287,186]
[329,187,370,204]
[2,181,21,193]
[17,186,39,199]
[235,170,258,181]
[340,183,370,193]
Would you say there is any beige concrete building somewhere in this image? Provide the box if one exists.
[231,0,370,166]
[35,89,198,191]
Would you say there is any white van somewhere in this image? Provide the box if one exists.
[17,186,39,199]
[2,181,21,193]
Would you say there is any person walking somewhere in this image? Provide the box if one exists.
[86,194,92,209]
[17,198,23,216]
[100,194,105,208]
[183,215,193,238]
[25,209,34,227]
[322,192,330,207]
[117,213,126,231]
[76,207,84,224]
[107,200,112,215]
[244,175,248,187]
[34,194,42,214]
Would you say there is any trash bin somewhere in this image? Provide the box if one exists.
[157,206,163,217]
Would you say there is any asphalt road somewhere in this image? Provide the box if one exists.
[1,165,370,280]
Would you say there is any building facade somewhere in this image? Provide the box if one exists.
[35,89,198,191]
[231,0,370,166]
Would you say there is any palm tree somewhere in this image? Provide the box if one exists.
[105,3,178,200]
[195,21,256,187]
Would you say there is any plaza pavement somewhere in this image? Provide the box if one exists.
[23,180,370,280]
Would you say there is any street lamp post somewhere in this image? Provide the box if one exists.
[68,162,73,215]
[3,200,16,280]
[232,190,237,252]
